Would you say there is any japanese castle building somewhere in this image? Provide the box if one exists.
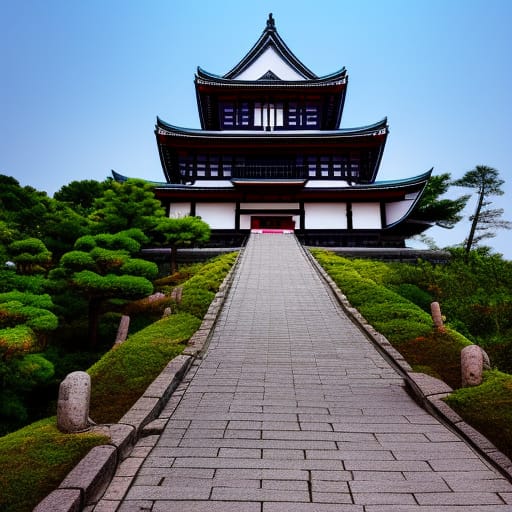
[115,14,431,247]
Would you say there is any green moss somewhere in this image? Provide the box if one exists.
[445,370,512,459]
[0,417,107,512]
[88,312,200,423]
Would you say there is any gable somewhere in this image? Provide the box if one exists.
[231,45,307,81]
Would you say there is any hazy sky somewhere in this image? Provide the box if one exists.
[2,0,511,257]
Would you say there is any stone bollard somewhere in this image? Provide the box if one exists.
[114,315,130,345]
[461,345,484,387]
[162,306,172,318]
[171,286,183,303]
[57,371,93,433]
[430,302,445,332]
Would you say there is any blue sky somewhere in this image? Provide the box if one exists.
[2,0,512,257]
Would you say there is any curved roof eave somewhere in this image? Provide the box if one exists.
[353,169,433,190]
[155,116,388,138]
[196,66,347,86]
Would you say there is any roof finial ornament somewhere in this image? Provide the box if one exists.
[266,13,275,30]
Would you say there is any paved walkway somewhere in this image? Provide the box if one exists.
[99,234,512,511]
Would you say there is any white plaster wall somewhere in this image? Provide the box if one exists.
[169,202,191,218]
[304,203,347,229]
[195,203,236,229]
[352,203,381,229]
[386,200,415,226]
[240,202,299,210]
[234,47,305,80]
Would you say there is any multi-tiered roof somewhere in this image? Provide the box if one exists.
[115,14,431,246]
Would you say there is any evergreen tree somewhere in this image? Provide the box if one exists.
[50,230,158,347]
[412,173,469,229]
[452,165,512,254]
[90,179,165,234]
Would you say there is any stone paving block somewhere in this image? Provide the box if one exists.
[415,492,504,505]
[101,476,133,501]
[117,500,154,511]
[310,470,353,481]
[349,479,451,493]
[152,502,260,512]
[91,499,120,512]
[364,507,511,512]
[352,493,417,505]
[263,448,305,459]
[262,479,309,491]
[307,449,394,461]
[263,504,363,511]
[126,485,210,500]
[211,487,310,502]
[215,468,310,480]
[116,457,144,477]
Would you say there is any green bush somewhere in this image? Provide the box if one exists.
[120,258,159,280]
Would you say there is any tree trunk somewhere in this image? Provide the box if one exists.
[88,298,102,347]
[465,185,485,255]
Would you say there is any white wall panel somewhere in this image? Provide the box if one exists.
[352,203,381,229]
[169,202,191,218]
[386,200,414,226]
[304,203,347,229]
[195,203,236,229]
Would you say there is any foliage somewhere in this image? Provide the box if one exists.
[90,179,165,234]
[51,230,158,346]
[8,238,52,275]
[412,172,469,228]
[0,290,58,433]
[152,215,211,273]
[0,250,236,511]
[452,165,512,253]
[0,175,91,259]
[445,370,512,460]
[0,416,107,512]
[54,179,109,215]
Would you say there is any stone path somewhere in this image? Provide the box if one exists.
[97,234,512,511]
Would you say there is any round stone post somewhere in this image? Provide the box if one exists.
[430,302,445,332]
[461,345,484,387]
[57,371,92,433]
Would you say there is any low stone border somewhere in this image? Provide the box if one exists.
[306,248,512,483]
[34,250,243,512]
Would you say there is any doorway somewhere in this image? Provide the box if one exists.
[251,216,295,230]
